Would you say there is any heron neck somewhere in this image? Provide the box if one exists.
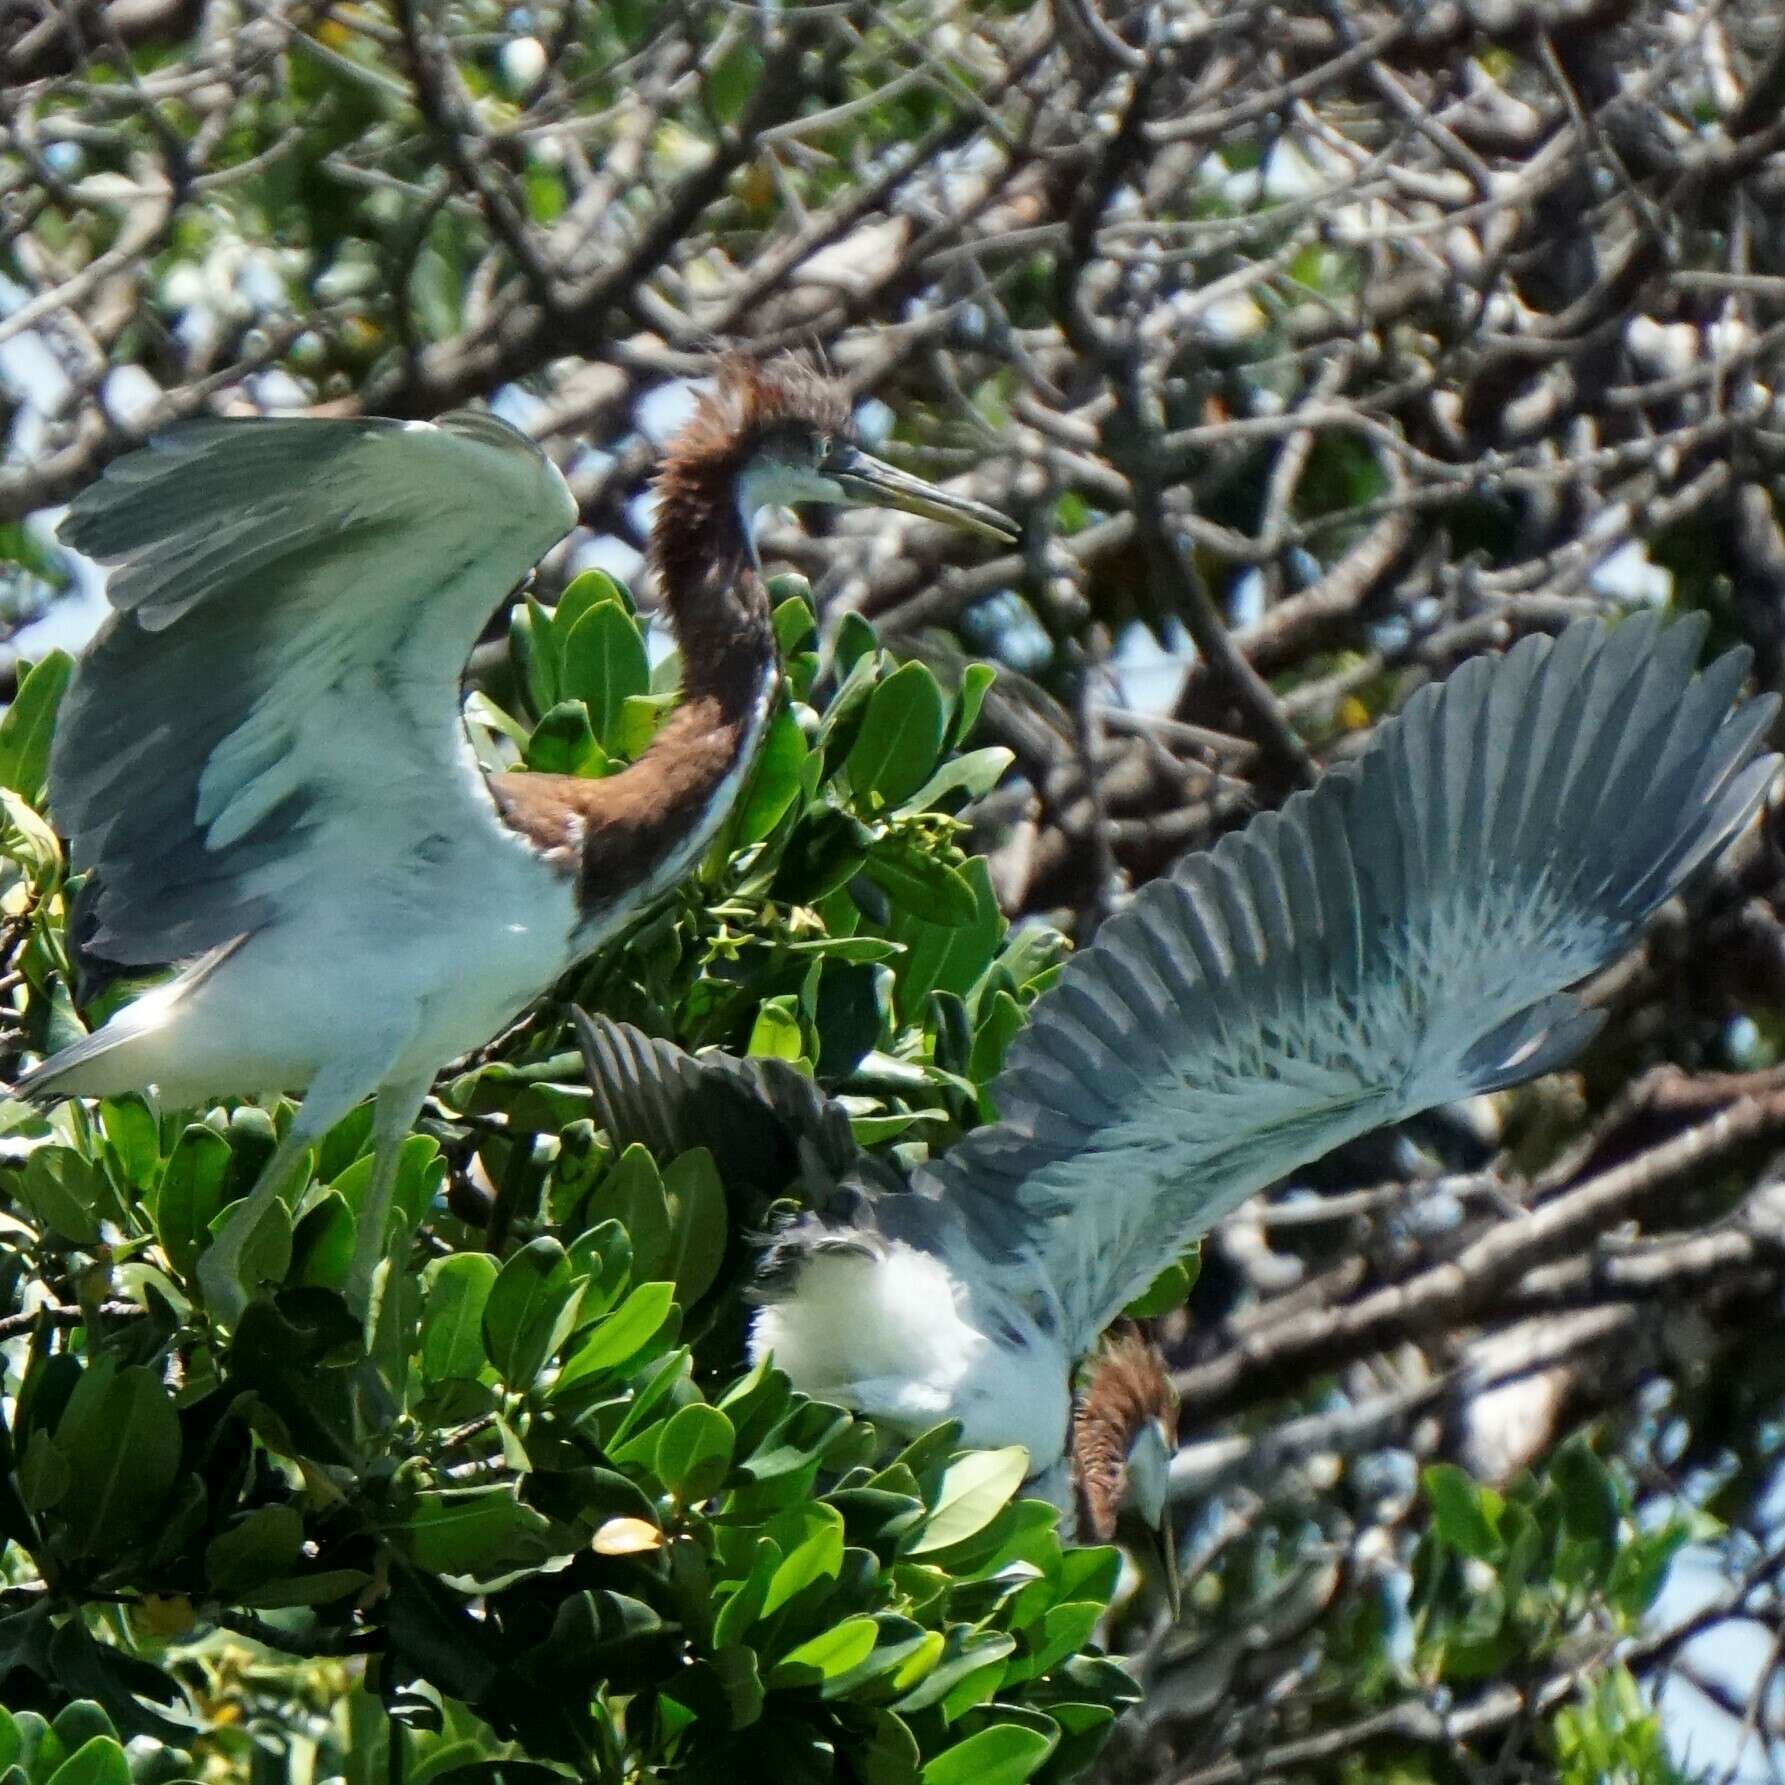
[569,484,777,925]
[486,464,780,933]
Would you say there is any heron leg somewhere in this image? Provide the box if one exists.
[346,1074,434,1325]
[196,1070,375,1330]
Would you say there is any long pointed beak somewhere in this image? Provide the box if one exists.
[1143,1512,1182,1623]
[826,445,1018,542]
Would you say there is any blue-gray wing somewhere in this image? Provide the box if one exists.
[51,411,577,967]
[572,1009,865,1203]
[922,614,1778,1354]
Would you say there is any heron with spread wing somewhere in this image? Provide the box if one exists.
[748,613,1778,1513]
[19,357,1016,1321]
[581,613,1778,1543]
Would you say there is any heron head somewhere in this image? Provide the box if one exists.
[1073,1329,1181,1618]
[664,353,1018,544]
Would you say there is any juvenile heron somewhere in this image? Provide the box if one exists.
[726,611,1777,1517]
[19,355,1015,1320]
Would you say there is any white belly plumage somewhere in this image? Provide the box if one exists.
[52,835,582,1107]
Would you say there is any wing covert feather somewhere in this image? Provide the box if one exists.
[52,411,577,967]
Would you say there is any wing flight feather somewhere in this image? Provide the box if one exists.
[917,613,1778,1353]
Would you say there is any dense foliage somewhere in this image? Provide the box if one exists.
[0,577,1156,1782]
[9,0,1785,1778]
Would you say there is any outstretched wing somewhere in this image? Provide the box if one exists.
[52,411,577,966]
[572,1009,866,1205]
[922,614,1778,1354]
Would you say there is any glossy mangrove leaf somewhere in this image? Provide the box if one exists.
[483,1239,580,1388]
[421,1253,499,1384]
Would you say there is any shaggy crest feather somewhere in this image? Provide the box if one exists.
[1073,1330,1176,1541]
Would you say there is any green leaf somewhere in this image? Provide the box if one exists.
[821,1618,936,1699]
[391,1487,558,1577]
[421,1253,499,1383]
[673,1645,764,1731]
[47,1707,113,1758]
[464,689,532,754]
[968,989,1024,1089]
[736,706,806,844]
[593,1145,670,1283]
[833,613,879,680]
[206,1504,304,1592]
[772,595,816,655]
[894,1641,1008,1717]
[763,1504,845,1614]
[524,701,606,776]
[424,1764,578,1785]
[553,1281,675,1393]
[921,1723,1054,1785]
[1122,1248,1199,1319]
[155,1125,233,1277]
[614,691,677,759]
[559,600,648,750]
[605,1346,693,1450]
[773,1614,879,1685]
[910,1448,1030,1555]
[1608,1524,1688,1619]
[847,663,947,808]
[510,596,558,719]
[19,1432,67,1511]
[17,1148,102,1246]
[706,41,762,124]
[896,747,1013,815]
[1423,1463,1503,1559]
[1015,1601,1104,1680]
[951,662,996,747]
[98,1096,158,1187]
[856,1710,922,1785]
[661,1148,726,1305]
[0,652,72,803]
[714,1537,781,1649]
[747,995,804,1064]
[43,1735,130,1785]
[773,805,869,905]
[885,855,1004,1014]
[0,786,60,883]
[863,836,980,928]
[655,1403,735,1504]
[556,568,632,629]
[483,1238,580,1386]
[287,1188,350,1290]
[236,1569,372,1609]
[54,1360,181,1557]
[567,1218,633,1322]
[1553,1435,1620,1550]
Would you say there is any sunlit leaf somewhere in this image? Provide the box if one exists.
[0,652,72,803]
[909,1448,1030,1556]
[847,662,947,808]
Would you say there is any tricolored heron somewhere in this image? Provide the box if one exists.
[18,355,1015,1321]
[580,606,1772,1582]
[18,353,1780,1575]
[590,611,1774,1538]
